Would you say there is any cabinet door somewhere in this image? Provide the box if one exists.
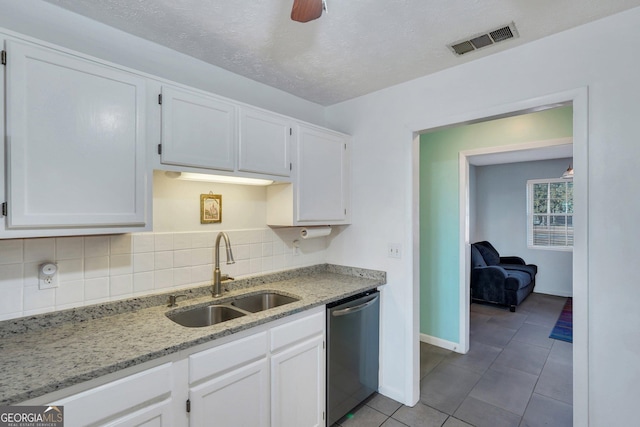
[297,124,349,222]
[189,358,269,427]
[160,85,236,171]
[271,335,325,427]
[239,107,291,177]
[5,40,147,229]
[102,399,174,427]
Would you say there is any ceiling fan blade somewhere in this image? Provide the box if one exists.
[291,0,323,23]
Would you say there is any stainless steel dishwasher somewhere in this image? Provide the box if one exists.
[326,289,380,426]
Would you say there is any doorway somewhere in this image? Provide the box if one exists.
[412,87,588,418]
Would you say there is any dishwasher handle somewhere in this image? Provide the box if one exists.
[331,294,379,317]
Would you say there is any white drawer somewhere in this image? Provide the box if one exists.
[270,308,325,353]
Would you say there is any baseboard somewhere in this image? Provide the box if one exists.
[533,290,573,298]
[420,333,463,353]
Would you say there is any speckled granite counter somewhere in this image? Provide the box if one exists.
[0,264,385,405]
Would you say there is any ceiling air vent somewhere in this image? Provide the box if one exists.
[448,22,519,56]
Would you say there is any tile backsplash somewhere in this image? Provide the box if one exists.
[0,228,327,320]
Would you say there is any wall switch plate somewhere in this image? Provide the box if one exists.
[388,243,402,259]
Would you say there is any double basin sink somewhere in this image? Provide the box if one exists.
[167,291,299,328]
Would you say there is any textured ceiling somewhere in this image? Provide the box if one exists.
[42,0,640,105]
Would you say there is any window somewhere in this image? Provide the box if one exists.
[527,179,573,250]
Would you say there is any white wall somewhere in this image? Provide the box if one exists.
[325,7,640,424]
[474,158,573,296]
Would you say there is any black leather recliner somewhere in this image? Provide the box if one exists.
[470,241,537,312]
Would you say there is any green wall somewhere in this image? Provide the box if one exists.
[419,106,573,342]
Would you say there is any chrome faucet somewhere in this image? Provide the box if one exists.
[212,232,235,297]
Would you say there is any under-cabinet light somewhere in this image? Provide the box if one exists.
[165,171,274,186]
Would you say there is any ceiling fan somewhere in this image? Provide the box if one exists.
[291,0,327,23]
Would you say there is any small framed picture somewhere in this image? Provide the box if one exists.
[200,194,222,224]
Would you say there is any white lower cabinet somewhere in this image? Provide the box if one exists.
[188,331,269,427]
[189,358,270,427]
[51,363,175,427]
[271,335,325,427]
[41,308,325,427]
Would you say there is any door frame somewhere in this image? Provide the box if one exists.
[412,86,588,424]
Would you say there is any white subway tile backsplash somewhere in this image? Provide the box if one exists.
[262,256,273,272]
[24,238,55,262]
[154,251,173,270]
[191,232,212,249]
[133,272,154,294]
[110,275,133,297]
[191,248,212,266]
[173,250,192,268]
[0,263,23,288]
[250,258,262,274]
[56,280,84,306]
[250,243,262,259]
[84,236,109,257]
[262,242,273,257]
[191,265,211,284]
[233,244,251,261]
[85,256,109,279]
[173,233,192,250]
[154,233,173,252]
[0,240,23,265]
[248,230,263,244]
[58,259,84,283]
[24,285,55,312]
[272,240,284,255]
[110,254,133,276]
[110,235,132,255]
[56,237,84,260]
[84,277,110,302]
[173,267,191,286]
[154,269,173,290]
[133,234,155,253]
[0,228,328,320]
[133,253,155,273]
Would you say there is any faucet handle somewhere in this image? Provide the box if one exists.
[167,294,187,307]
[221,274,234,281]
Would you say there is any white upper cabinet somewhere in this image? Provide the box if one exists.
[159,85,236,171]
[267,123,351,226]
[239,107,292,177]
[3,40,148,235]
[297,124,349,222]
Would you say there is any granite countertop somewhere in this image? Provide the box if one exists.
[0,264,385,405]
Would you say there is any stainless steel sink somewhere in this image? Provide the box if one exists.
[230,292,299,313]
[167,305,245,327]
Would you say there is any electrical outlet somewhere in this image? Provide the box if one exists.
[388,243,402,259]
[38,262,59,289]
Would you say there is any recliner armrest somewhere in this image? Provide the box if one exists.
[500,256,525,265]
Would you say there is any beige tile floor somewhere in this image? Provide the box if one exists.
[333,293,573,427]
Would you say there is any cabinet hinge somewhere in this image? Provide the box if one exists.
[289,128,292,136]
[344,143,347,150]
[344,209,347,215]
[1,202,6,217]
[322,341,325,349]
[157,144,162,155]
[323,411,325,420]
[289,162,292,171]
[1,50,6,66]
[158,93,162,105]
[186,399,191,413]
